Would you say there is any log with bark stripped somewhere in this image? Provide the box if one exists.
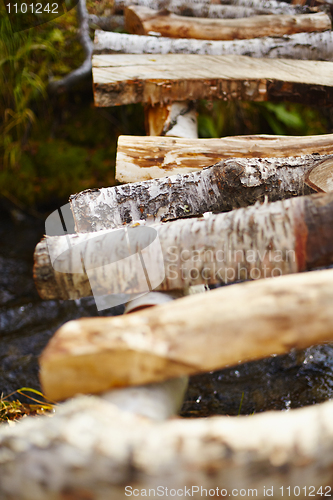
[33,191,333,300]
[93,30,333,61]
[2,395,333,500]
[68,154,332,233]
[116,133,333,182]
[124,6,330,40]
[92,54,333,108]
[113,0,314,15]
[39,267,333,400]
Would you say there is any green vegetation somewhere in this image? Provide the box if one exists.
[0,387,55,423]
[198,100,327,139]
[0,1,329,209]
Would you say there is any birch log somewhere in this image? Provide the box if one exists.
[92,54,333,108]
[39,267,333,400]
[116,133,333,182]
[158,3,317,17]
[93,30,333,61]
[113,0,314,15]
[2,396,333,500]
[33,191,333,300]
[68,154,331,233]
[124,7,330,40]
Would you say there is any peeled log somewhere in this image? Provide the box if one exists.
[125,6,330,40]
[116,133,333,182]
[92,53,333,108]
[2,396,333,499]
[93,30,333,61]
[39,267,333,400]
[113,0,313,15]
[68,154,330,233]
[33,191,333,300]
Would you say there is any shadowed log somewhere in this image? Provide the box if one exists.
[33,192,333,300]
[39,267,333,400]
[92,54,333,108]
[116,134,333,182]
[124,6,330,40]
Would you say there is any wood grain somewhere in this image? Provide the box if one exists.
[92,54,333,107]
[39,267,333,400]
[306,157,333,193]
[125,6,330,40]
[116,133,333,182]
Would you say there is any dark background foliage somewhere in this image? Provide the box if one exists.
[0,0,330,212]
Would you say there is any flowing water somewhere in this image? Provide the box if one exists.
[1,205,333,416]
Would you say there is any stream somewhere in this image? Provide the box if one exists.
[1,204,333,417]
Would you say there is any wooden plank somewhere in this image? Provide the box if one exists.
[39,267,333,400]
[116,133,333,182]
[125,6,330,40]
[92,54,333,107]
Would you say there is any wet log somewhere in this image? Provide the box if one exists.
[93,30,333,61]
[124,6,330,40]
[2,396,333,500]
[33,191,333,300]
[92,54,333,108]
[113,0,312,15]
[116,133,333,182]
[39,266,333,400]
[68,154,332,233]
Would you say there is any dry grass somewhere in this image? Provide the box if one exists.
[0,387,56,424]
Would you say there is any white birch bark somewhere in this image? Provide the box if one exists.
[2,395,333,500]
[34,190,333,300]
[93,29,333,60]
[68,154,326,233]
